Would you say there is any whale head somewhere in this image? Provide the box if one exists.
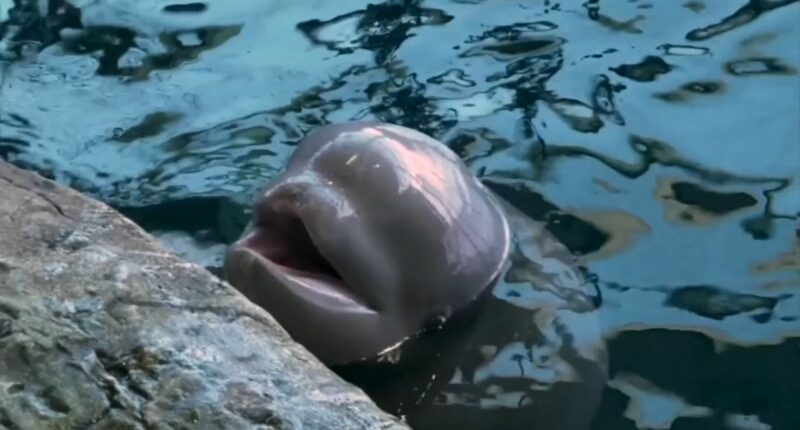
[224,121,510,365]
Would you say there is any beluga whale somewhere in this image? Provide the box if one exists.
[224,121,512,365]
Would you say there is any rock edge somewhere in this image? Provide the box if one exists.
[0,161,409,430]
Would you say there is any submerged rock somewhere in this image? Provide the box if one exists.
[0,161,408,430]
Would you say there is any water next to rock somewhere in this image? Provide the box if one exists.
[1,1,798,429]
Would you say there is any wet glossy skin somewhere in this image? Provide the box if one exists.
[224,122,511,365]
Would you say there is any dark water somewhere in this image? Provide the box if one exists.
[1,0,798,429]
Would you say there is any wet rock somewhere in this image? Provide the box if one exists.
[0,161,409,430]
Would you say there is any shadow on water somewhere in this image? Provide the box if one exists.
[2,0,798,429]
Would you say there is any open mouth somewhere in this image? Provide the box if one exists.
[236,208,371,310]
[245,210,342,278]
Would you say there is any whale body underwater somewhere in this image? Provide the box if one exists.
[225,121,543,365]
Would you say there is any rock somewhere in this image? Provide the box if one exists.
[0,161,409,430]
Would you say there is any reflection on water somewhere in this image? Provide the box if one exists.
[1,0,798,429]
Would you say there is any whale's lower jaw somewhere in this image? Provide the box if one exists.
[227,241,373,313]
[224,244,411,365]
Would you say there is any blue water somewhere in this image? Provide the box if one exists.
[1,1,798,429]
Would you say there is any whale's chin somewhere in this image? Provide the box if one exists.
[224,240,392,366]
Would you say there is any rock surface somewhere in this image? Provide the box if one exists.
[0,161,409,430]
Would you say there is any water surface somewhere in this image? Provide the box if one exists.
[1,1,798,429]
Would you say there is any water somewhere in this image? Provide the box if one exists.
[1,1,798,429]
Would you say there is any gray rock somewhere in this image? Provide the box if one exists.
[0,161,409,430]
